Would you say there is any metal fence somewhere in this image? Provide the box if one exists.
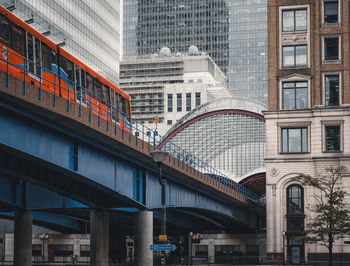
[0,45,262,205]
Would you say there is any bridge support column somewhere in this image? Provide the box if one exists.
[14,211,32,266]
[134,211,153,266]
[90,210,109,266]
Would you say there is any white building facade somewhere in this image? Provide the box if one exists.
[119,51,232,136]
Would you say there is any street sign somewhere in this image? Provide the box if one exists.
[158,234,167,241]
[150,244,176,251]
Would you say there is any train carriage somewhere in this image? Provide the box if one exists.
[0,5,132,131]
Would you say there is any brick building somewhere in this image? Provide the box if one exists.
[265,0,350,264]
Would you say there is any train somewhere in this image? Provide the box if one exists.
[0,5,132,131]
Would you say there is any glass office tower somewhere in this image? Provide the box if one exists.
[123,0,267,104]
[1,0,122,84]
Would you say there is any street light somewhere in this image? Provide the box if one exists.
[282,231,286,266]
[150,149,169,239]
[39,233,48,263]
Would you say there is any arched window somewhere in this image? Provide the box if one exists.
[287,184,304,215]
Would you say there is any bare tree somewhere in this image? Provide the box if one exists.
[295,165,350,266]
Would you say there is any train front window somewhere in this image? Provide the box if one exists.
[0,14,10,46]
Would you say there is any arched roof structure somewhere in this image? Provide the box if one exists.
[163,98,267,179]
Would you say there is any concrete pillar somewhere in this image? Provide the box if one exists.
[90,210,109,266]
[134,211,153,266]
[14,211,32,266]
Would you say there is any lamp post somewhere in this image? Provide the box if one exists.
[282,231,286,266]
[39,233,48,263]
[150,150,169,239]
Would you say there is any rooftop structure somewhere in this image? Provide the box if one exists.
[163,98,267,179]
[1,0,122,84]
[119,51,232,135]
[123,0,268,105]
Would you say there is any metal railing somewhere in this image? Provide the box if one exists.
[0,44,262,205]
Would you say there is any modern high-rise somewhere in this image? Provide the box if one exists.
[123,0,268,105]
[1,0,122,84]
[266,0,350,264]
[119,51,232,136]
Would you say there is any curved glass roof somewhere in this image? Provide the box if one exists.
[164,98,267,179]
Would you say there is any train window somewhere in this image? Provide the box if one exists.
[60,55,74,82]
[26,34,34,73]
[111,90,120,121]
[34,39,41,75]
[0,14,10,46]
[86,73,93,95]
[95,80,102,99]
[11,25,24,55]
[41,43,56,72]
[101,84,110,105]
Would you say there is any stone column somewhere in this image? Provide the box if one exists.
[90,210,109,266]
[14,211,32,266]
[134,211,153,266]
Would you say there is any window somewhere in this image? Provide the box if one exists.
[282,45,307,67]
[324,37,339,60]
[80,245,90,257]
[53,245,73,256]
[282,9,307,32]
[32,244,42,256]
[325,75,339,106]
[195,92,201,107]
[186,93,191,111]
[287,185,304,215]
[282,128,308,153]
[324,1,338,24]
[167,94,173,112]
[167,120,172,125]
[325,125,341,151]
[177,93,182,112]
[0,14,10,46]
[282,82,308,109]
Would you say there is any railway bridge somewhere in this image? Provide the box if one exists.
[0,71,265,265]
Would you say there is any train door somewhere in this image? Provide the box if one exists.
[74,65,86,105]
[26,33,41,80]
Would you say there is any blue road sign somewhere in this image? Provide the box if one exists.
[150,244,176,251]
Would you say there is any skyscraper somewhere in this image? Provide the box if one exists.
[123,0,268,104]
[1,0,122,84]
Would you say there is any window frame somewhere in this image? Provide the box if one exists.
[279,74,311,110]
[186,92,191,111]
[322,120,343,153]
[177,93,182,112]
[286,184,304,215]
[282,81,308,110]
[280,126,309,154]
[282,45,308,68]
[323,36,341,63]
[323,0,340,26]
[323,73,341,107]
[167,94,173,112]
[282,8,308,32]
